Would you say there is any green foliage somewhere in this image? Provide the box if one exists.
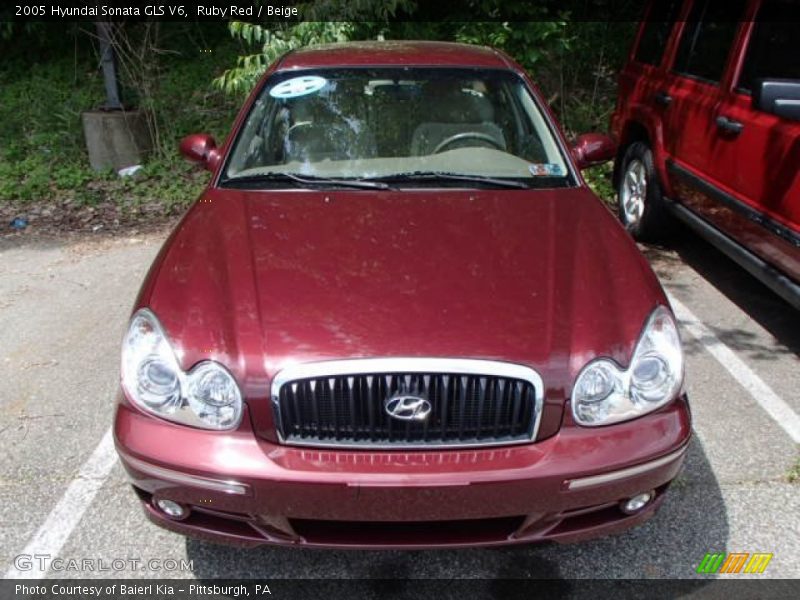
[215,0,416,93]
[143,34,239,154]
[552,21,636,134]
[0,157,52,203]
[0,11,636,216]
[0,25,239,210]
[452,21,568,67]
[216,5,634,138]
[0,22,45,42]
[216,18,572,95]
[582,162,615,204]
[0,52,102,202]
[215,21,354,94]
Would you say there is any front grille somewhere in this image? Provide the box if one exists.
[271,358,542,448]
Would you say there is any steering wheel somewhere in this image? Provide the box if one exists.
[433,132,504,154]
[286,120,313,136]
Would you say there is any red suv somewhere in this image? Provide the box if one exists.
[611,0,800,309]
[114,42,690,548]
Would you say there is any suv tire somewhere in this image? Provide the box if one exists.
[617,142,671,242]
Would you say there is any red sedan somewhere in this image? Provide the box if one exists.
[114,41,690,548]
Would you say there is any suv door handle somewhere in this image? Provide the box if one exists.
[716,115,744,135]
[654,91,672,107]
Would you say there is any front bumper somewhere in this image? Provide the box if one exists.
[114,394,691,549]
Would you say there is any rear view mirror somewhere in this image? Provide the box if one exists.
[571,133,616,170]
[753,79,800,121]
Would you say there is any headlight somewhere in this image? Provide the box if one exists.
[121,309,243,430]
[572,305,683,426]
[186,362,242,429]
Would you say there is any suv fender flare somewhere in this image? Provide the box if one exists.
[614,105,672,197]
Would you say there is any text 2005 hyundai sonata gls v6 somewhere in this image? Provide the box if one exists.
[114,42,690,548]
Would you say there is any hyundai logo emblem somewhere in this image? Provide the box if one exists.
[384,393,432,422]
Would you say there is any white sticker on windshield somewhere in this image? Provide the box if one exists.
[269,76,328,99]
[529,163,564,177]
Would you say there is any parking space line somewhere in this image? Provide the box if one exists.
[4,428,117,579]
[668,293,800,444]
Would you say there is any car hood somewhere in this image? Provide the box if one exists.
[141,187,665,437]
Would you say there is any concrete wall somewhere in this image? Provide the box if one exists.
[81,109,153,171]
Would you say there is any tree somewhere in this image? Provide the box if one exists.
[214,1,415,94]
[214,0,635,135]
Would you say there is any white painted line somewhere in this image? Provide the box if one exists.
[668,293,800,444]
[4,428,117,579]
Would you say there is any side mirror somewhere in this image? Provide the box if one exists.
[179,133,222,171]
[753,79,800,122]
[571,133,616,170]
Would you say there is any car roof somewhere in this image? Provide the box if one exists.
[276,41,514,70]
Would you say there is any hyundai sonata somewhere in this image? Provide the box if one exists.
[114,41,690,548]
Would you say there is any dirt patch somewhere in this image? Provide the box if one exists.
[1,197,183,247]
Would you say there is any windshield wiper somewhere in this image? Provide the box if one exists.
[367,171,532,189]
[221,172,393,191]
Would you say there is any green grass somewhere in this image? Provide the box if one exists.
[788,455,800,484]
[0,30,240,212]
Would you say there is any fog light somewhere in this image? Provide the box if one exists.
[621,491,654,514]
[154,498,187,519]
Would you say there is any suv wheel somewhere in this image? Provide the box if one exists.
[618,142,669,241]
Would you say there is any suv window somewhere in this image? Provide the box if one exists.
[738,0,800,92]
[672,0,746,83]
[635,0,683,66]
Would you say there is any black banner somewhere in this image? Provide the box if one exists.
[3,579,800,600]
[2,0,649,23]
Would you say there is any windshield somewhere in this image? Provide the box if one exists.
[222,67,572,188]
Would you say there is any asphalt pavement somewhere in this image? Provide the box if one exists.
[0,224,798,584]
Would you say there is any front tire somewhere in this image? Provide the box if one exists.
[617,142,670,242]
